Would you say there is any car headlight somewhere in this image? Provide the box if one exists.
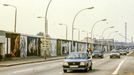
[63,62,68,66]
[80,62,86,65]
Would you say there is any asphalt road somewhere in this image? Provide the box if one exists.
[0,52,134,75]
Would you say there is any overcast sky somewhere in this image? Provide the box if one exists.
[0,0,134,42]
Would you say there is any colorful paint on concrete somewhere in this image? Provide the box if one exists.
[27,36,40,56]
[20,35,27,58]
[6,33,20,57]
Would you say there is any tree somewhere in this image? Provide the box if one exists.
[37,32,44,36]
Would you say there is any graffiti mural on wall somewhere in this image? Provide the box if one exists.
[6,33,20,57]
[27,37,40,56]
[61,41,69,55]
[20,36,27,58]
[71,41,77,52]
[77,43,87,52]
[50,39,57,56]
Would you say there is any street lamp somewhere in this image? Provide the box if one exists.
[107,31,118,39]
[45,0,52,36]
[73,28,80,41]
[72,7,94,52]
[101,26,114,51]
[101,26,114,39]
[3,4,17,32]
[91,19,107,39]
[37,16,45,18]
[59,23,68,40]
[81,30,90,50]
[113,32,121,49]
[106,31,118,50]
[37,16,45,35]
[90,19,107,51]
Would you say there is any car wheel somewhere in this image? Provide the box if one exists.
[118,56,120,58]
[63,70,67,73]
[110,56,112,58]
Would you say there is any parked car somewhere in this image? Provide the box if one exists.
[110,50,120,58]
[63,52,92,72]
[92,49,104,58]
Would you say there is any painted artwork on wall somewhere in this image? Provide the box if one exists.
[6,33,20,57]
[61,40,69,55]
[27,36,40,56]
[20,35,27,58]
[50,39,57,56]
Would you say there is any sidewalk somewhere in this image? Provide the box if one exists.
[0,56,65,67]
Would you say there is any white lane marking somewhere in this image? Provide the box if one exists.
[112,59,126,75]
[13,68,33,73]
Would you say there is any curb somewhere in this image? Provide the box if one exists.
[0,57,64,67]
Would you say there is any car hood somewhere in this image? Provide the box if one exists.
[64,59,90,62]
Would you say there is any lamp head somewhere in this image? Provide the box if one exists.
[3,4,9,6]
[59,23,63,25]
[87,7,94,9]
[102,19,107,21]
[110,26,114,28]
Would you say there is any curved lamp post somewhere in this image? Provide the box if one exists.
[101,26,114,51]
[45,0,52,36]
[81,30,90,50]
[113,32,121,49]
[71,7,94,52]
[107,31,118,50]
[73,28,80,41]
[3,4,17,32]
[59,23,68,40]
[107,31,118,39]
[90,19,107,51]
[101,26,114,39]
[91,19,107,39]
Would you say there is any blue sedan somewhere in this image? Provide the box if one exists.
[63,52,92,72]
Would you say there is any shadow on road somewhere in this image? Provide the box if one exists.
[65,69,100,73]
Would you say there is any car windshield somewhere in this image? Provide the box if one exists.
[66,53,88,59]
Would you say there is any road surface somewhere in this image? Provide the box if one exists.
[0,52,134,75]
